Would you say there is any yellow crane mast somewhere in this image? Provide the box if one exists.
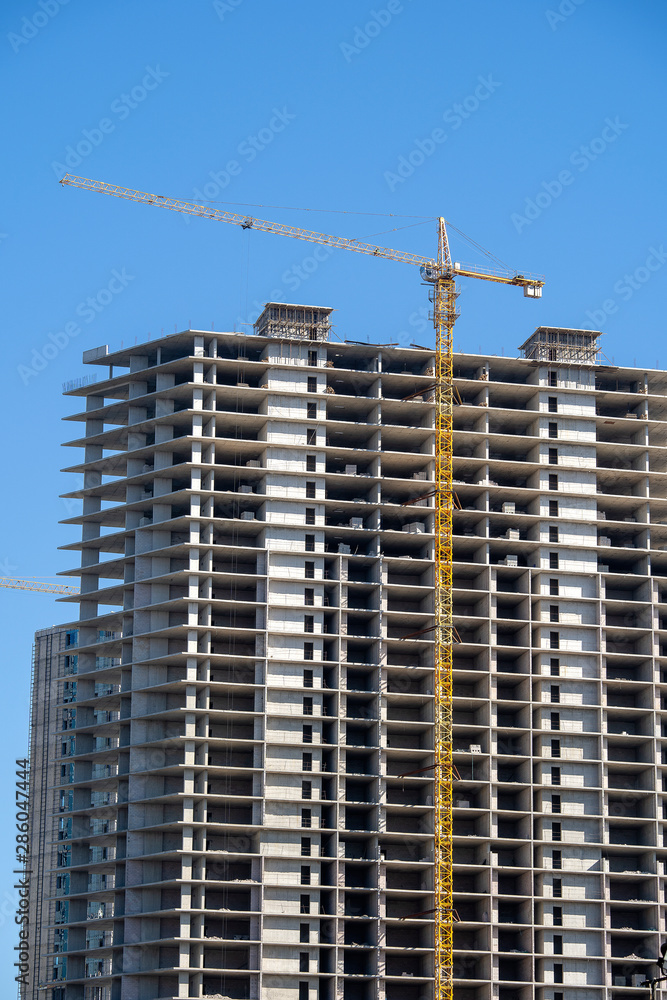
[0,578,80,596]
[60,172,545,1000]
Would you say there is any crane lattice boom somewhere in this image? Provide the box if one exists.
[0,578,80,596]
[59,174,544,292]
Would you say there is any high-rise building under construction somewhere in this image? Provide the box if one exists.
[27,307,667,1000]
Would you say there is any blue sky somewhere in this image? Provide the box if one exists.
[1,0,666,987]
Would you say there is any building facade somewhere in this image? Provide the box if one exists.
[31,305,437,1000]
[451,330,667,1000]
[28,311,667,1000]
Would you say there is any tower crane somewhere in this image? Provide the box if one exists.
[60,172,545,1000]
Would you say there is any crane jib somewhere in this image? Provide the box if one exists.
[59,174,544,287]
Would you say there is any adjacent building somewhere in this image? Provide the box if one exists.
[27,309,667,1000]
[28,625,81,997]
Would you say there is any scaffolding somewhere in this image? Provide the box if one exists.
[520,326,602,365]
[254,302,333,341]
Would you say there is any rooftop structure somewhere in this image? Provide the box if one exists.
[519,327,603,366]
[253,303,334,341]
